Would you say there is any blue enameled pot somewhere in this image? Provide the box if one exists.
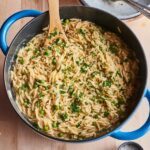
[0,6,149,142]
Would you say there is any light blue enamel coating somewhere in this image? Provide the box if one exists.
[111,89,150,140]
[0,10,42,55]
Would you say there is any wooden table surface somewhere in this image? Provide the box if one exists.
[0,0,150,150]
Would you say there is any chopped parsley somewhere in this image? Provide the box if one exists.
[18,57,24,65]
[70,102,80,113]
[26,48,30,51]
[73,92,84,101]
[52,121,59,128]
[23,99,30,107]
[93,114,99,119]
[80,63,90,73]
[76,122,81,128]
[97,96,107,103]
[48,28,59,39]
[34,48,40,54]
[77,28,86,36]
[52,104,59,112]
[38,80,45,84]
[35,100,41,108]
[117,98,125,106]
[52,57,57,65]
[20,83,29,91]
[39,108,45,117]
[68,85,74,96]
[60,90,66,94]
[102,80,112,87]
[54,38,66,48]
[43,125,49,131]
[58,133,64,137]
[55,38,62,45]
[59,112,68,121]
[76,60,80,65]
[91,71,100,77]
[103,111,110,117]
[39,92,44,98]
[33,122,39,129]
[30,56,36,60]
[116,70,122,77]
[62,19,70,25]
[33,82,39,89]
[33,79,45,88]
[44,50,51,56]
[109,43,118,54]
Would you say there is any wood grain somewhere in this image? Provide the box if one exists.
[0,0,149,150]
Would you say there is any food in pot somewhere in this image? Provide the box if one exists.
[11,19,139,140]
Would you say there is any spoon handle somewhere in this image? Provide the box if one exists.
[126,0,150,19]
[48,0,62,32]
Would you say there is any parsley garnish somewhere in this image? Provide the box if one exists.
[18,57,24,64]
[70,102,80,113]
[109,43,118,54]
[52,121,60,128]
[102,80,112,87]
[103,111,110,117]
[59,113,68,121]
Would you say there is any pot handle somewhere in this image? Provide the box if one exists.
[0,10,42,55]
[111,89,150,140]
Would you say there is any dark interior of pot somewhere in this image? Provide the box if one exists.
[4,6,147,142]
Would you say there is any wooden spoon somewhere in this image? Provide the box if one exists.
[45,0,67,47]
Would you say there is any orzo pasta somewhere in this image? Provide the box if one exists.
[11,19,139,140]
